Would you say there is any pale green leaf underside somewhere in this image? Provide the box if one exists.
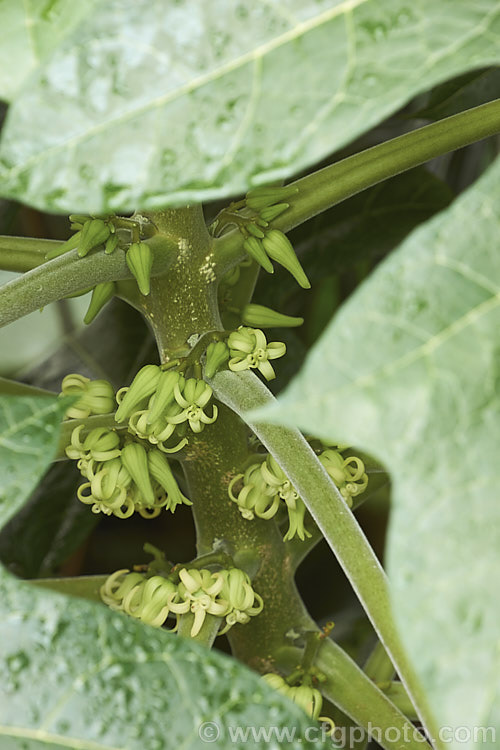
[253,156,500,747]
[0,0,99,102]
[1,0,500,212]
[0,569,326,750]
[0,394,68,528]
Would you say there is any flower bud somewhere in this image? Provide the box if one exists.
[61,374,114,418]
[259,203,290,222]
[78,218,111,257]
[262,673,288,692]
[246,223,265,239]
[147,449,192,510]
[262,229,310,289]
[126,241,153,296]
[147,371,182,425]
[115,365,161,423]
[245,185,298,211]
[242,237,274,273]
[120,442,155,506]
[104,234,119,255]
[45,230,82,260]
[204,341,230,378]
[242,304,303,328]
[84,282,115,325]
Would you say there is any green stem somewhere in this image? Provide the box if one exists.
[0,235,177,328]
[363,640,395,683]
[209,369,441,747]
[276,642,428,750]
[313,640,427,749]
[376,682,419,722]
[215,98,500,268]
[0,377,56,398]
[30,575,107,603]
[0,235,60,272]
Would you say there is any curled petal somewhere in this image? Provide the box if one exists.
[266,342,286,359]
[199,405,218,425]
[190,607,207,637]
[257,359,275,381]
[228,356,252,372]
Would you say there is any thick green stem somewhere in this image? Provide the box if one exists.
[209,369,441,746]
[124,205,425,745]
[0,235,60,272]
[215,98,500,269]
[0,235,177,328]
[136,206,221,361]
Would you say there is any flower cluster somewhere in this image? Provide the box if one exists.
[229,445,368,539]
[60,373,115,419]
[101,566,263,637]
[115,366,218,451]
[227,327,286,381]
[262,673,333,729]
[319,447,368,508]
[229,454,311,541]
[67,425,191,519]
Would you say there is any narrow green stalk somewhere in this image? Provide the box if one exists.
[276,643,428,750]
[314,640,426,749]
[0,235,60,272]
[215,98,500,269]
[31,575,107,603]
[376,682,419,722]
[209,369,442,748]
[363,640,395,683]
[0,235,177,329]
[0,377,56,398]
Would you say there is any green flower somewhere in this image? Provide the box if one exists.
[122,574,178,627]
[61,373,115,419]
[166,378,218,433]
[229,453,311,541]
[100,570,178,628]
[115,364,162,423]
[319,448,368,507]
[77,457,134,518]
[228,327,285,381]
[215,568,263,634]
[262,674,333,729]
[228,462,280,520]
[65,425,121,463]
[168,568,229,637]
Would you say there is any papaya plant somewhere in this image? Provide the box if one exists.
[0,3,499,749]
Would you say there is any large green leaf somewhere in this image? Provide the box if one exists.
[0,569,328,750]
[415,67,500,120]
[0,394,68,528]
[1,0,500,212]
[251,156,500,745]
[0,0,100,102]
